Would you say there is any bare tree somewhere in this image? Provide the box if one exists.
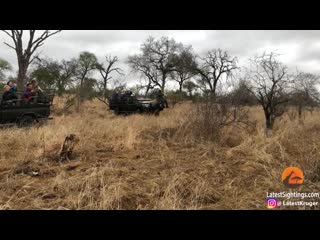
[58,59,78,95]
[127,54,157,95]
[245,52,291,135]
[291,72,320,122]
[195,49,237,100]
[170,46,197,93]
[75,51,98,112]
[128,36,182,93]
[1,30,61,89]
[96,55,123,105]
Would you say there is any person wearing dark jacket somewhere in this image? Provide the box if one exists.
[156,89,169,108]
[7,81,17,93]
[23,83,36,102]
[2,85,18,104]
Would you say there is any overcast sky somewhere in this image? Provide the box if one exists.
[1,30,320,88]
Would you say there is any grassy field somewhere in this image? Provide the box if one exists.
[0,98,319,209]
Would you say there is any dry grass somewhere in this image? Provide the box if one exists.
[0,98,319,210]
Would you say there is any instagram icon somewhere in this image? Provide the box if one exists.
[266,198,278,209]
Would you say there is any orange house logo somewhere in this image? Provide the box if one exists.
[281,167,304,188]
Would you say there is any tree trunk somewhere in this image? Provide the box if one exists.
[76,78,84,113]
[76,94,81,113]
[264,110,273,137]
[57,86,63,96]
[210,91,216,102]
[179,82,183,93]
[298,104,302,119]
[17,60,28,89]
[212,81,217,102]
[57,80,64,96]
[298,104,303,125]
[266,119,273,130]
[104,81,107,101]
[145,86,150,96]
[161,74,166,92]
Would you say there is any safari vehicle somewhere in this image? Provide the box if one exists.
[108,92,165,116]
[0,90,55,127]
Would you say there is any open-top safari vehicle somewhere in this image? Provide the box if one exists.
[108,92,166,116]
[0,89,55,127]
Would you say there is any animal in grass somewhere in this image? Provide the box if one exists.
[59,134,79,161]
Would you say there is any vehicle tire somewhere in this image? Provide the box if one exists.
[154,109,160,116]
[114,107,120,115]
[136,107,143,114]
[18,115,35,127]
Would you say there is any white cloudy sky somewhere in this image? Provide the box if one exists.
[1,30,320,88]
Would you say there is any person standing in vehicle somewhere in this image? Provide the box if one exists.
[156,89,169,108]
[31,80,48,103]
[125,90,133,103]
[31,80,43,92]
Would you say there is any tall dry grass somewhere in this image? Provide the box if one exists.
[0,98,319,209]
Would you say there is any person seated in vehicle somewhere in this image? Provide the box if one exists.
[156,89,169,108]
[124,91,134,103]
[30,80,48,103]
[1,85,18,105]
[31,80,43,92]
[7,81,17,93]
[110,90,120,103]
[23,83,36,103]
[119,91,127,103]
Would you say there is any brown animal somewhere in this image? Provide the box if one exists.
[59,134,79,161]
